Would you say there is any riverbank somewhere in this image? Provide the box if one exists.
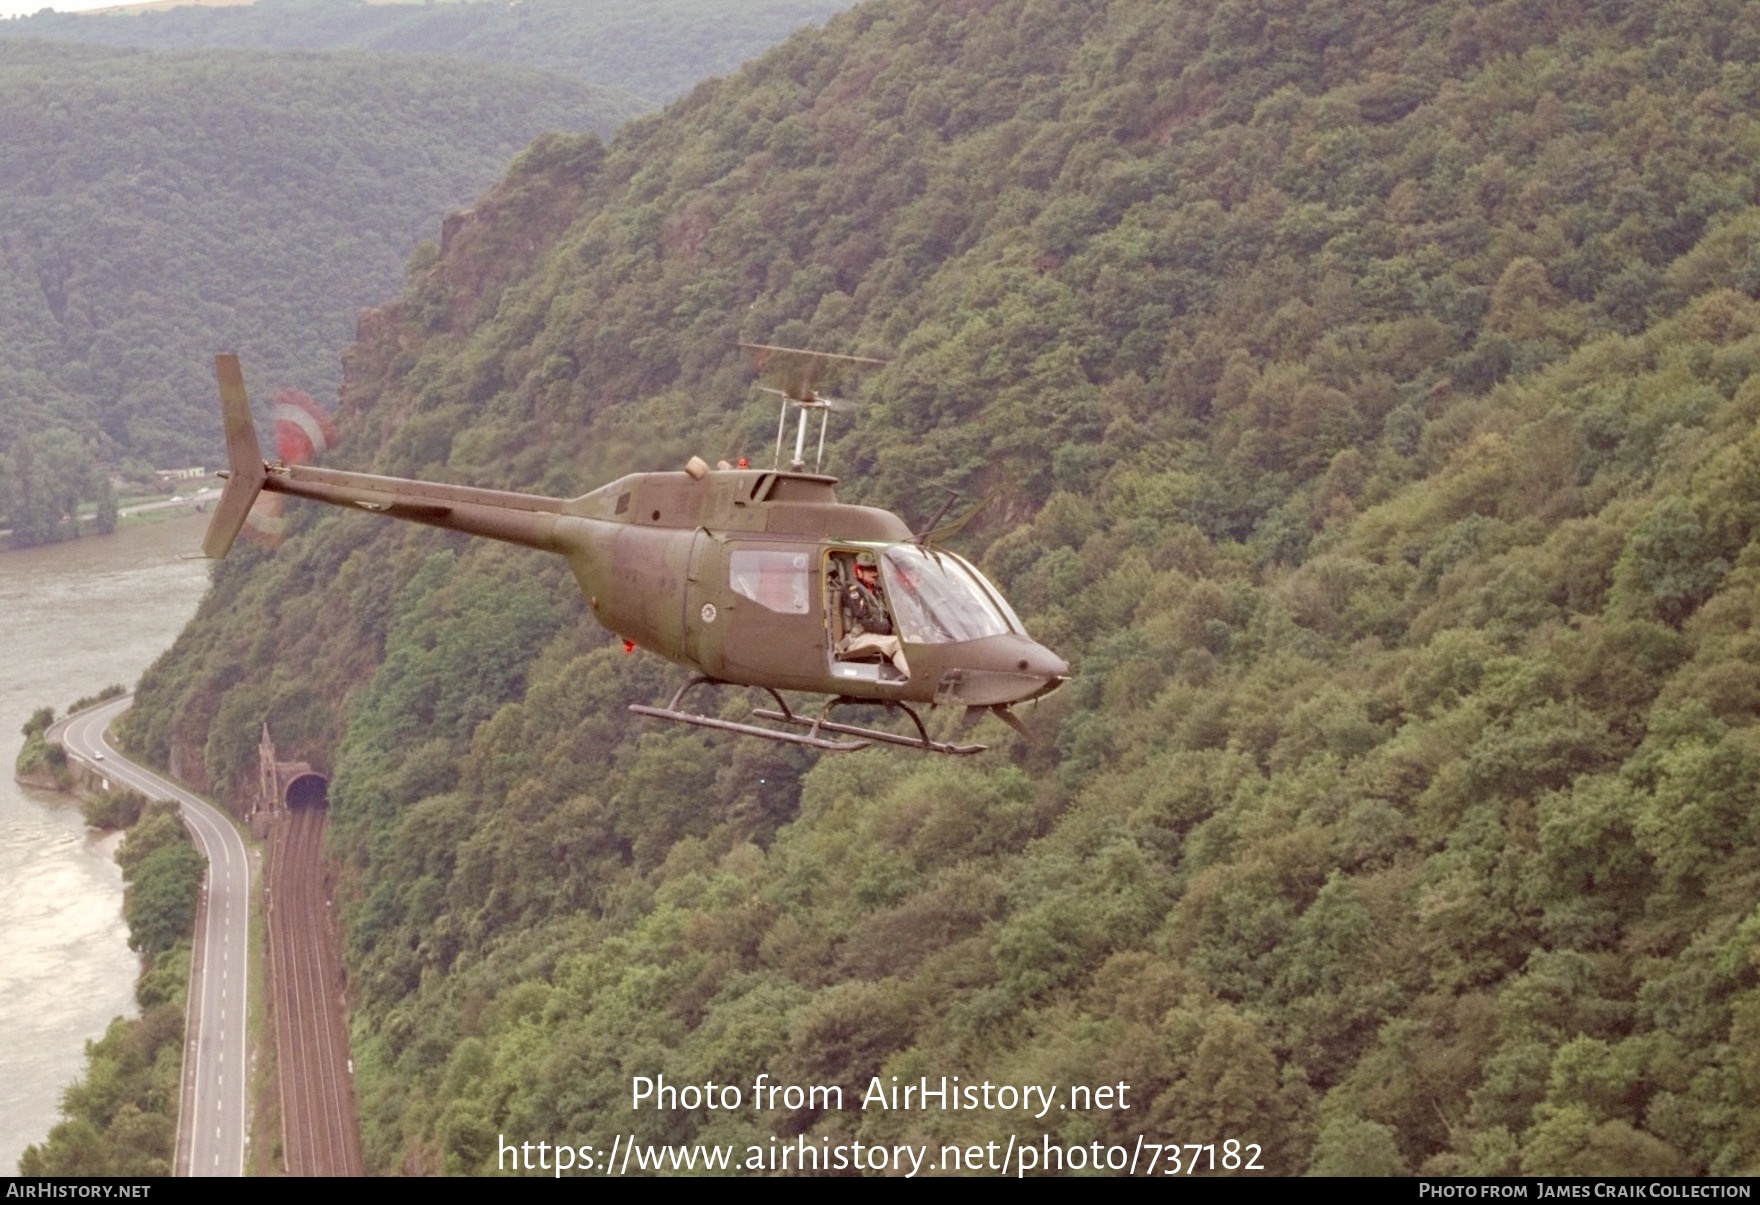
[13,701,203,1175]
[0,487,218,553]
[0,513,210,1170]
[15,772,197,1177]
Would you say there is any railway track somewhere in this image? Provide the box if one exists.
[268,807,363,1176]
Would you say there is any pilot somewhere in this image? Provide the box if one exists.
[844,561,892,635]
[835,556,910,680]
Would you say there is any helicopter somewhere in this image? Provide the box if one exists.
[201,347,1068,754]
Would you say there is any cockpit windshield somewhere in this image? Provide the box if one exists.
[880,546,1019,644]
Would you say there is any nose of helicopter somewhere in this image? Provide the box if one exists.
[928,635,1070,707]
[1016,642,1070,699]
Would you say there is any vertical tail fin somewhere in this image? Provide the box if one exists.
[202,354,267,559]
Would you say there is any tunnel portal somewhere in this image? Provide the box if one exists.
[285,773,330,810]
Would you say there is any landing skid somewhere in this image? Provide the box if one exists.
[751,704,985,755]
[629,677,987,754]
[631,677,869,751]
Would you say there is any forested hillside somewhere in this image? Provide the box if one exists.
[0,42,638,544]
[130,0,1760,1175]
[0,0,852,104]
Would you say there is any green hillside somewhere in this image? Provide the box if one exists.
[0,0,853,105]
[127,0,1760,1176]
[0,41,639,544]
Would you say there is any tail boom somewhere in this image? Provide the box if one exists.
[203,354,574,558]
[263,463,571,551]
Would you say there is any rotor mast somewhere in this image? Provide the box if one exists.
[771,390,832,471]
[740,342,886,474]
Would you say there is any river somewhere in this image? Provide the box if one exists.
[0,514,211,1171]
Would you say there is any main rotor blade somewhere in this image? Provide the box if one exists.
[739,341,888,402]
[738,342,888,367]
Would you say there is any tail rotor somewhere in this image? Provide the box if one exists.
[201,356,338,556]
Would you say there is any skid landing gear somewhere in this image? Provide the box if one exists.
[630,677,987,754]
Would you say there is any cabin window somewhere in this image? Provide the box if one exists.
[730,549,810,613]
[881,546,1015,643]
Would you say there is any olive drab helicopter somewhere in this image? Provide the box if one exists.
[202,346,1068,754]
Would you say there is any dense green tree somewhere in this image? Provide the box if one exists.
[0,41,640,541]
[0,0,850,106]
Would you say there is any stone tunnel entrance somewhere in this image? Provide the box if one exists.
[285,773,330,810]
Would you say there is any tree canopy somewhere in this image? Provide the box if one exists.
[0,40,639,542]
[0,0,853,106]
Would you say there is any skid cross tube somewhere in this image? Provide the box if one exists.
[752,697,987,756]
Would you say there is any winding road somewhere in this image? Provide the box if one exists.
[50,696,250,1177]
